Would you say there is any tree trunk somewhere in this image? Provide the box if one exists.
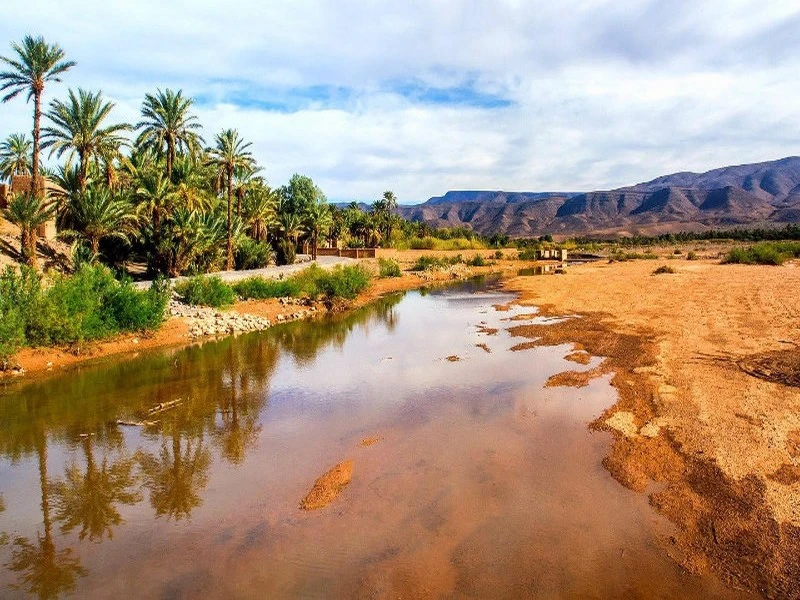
[166,136,174,181]
[31,89,42,197]
[90,236,99,256]
[226,167,234,270]
[79,150,88,193]
[312,231,318,260]
[28,227,38,269]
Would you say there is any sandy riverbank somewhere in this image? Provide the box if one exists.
[501,258,800,597]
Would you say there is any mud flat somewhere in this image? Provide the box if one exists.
[503,258,800,598]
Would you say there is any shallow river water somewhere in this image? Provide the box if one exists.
[0,280,757,599]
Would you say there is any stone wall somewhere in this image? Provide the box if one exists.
[316,247,376,259]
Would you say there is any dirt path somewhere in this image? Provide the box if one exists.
[502,258,800,597]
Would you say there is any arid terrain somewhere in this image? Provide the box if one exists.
[503,258,800,597]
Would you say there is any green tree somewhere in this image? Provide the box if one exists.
[242,184,277,242]
[136,88,203,180]
[133,171,178,250]
[279,173,323,216]
[0,35,75,196]
[0,133,33,182]
[381,190,398,244]
[61,186,137,256]
[208,129,254,270]
[41,88,131,192]
[3,193,55,267]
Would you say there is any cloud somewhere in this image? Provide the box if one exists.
[1,0,799,201]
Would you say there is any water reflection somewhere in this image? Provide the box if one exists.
[7,437,86,599]
[51,435,140,540]
[0,294,403,597]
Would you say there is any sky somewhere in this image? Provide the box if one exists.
[1,0,799,203]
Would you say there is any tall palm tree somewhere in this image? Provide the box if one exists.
[0,36,75,196]
[61,186,137,256]
[3,193,55,267]
[41,88,131,193]
[207,129,254,270]
[382,190,398,244]
[0,133,33,182]
[303,200,332,260]
[136,88,203,181]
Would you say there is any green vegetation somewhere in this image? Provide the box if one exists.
[686,251,698,260]
[0,265,168,365]
[467,254,486,267]
[610,250,658,261]
[174,275,236,307]
[175,264,373,307]
[232,276,300,300]
[378,258,401,278]
[652,265,676,275]
[722,242,800,266]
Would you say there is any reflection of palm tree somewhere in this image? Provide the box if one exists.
[7,435,86,600]
[50,436,141,541]
[137,428,210,520]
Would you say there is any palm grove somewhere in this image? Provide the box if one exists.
[0,35,408,275]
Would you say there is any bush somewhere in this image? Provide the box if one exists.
[517,248,539,261]
[314,265,372,300]
[468,254,486,267]
[0,265,168,365]
[686,251,698,261]
[378,258,401,278]
[494,250,504,260]
[174,275,235,307]
[652,265,676,275]
[410,254,462,271]
[722,242,800,266]
[235,238,273,270]
[233,276,300,299]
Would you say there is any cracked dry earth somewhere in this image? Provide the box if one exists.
[503,258,800,599]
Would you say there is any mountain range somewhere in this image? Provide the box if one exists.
[394,157,800,237]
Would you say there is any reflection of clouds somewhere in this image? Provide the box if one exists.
[265,290,604,437]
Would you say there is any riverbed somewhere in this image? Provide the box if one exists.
[0,279,756,598]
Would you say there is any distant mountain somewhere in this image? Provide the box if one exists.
[394,157,800,237]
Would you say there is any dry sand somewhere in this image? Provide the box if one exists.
[503,258,800,597]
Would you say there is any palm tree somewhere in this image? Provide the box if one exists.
[382,190,398,243]
[207,129,254,270]
[242,184,277,242]
[278,210,302,245]
[136,89,203,180]
[61,186,137,256]
[0,133,33,182]
[3,193,55,267]
[0,36,75,196]
[133,171,178,249]
[41,88,131,193]
[303,200,332,260]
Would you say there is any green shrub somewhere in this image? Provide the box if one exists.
[174,275,235,307]
[408,236,436,250]
[652,265,676,275]
[494,250,504,260]
[722,242,800,265]
[233,276,300,299]
[378,258,401,278]
[108,277,170,330]
[0,265,168,364]
[235,238,273,270]
[517,248,539,261]
[410,254,460,271]
[314,265,371,300]
[468,254,486,267]
[686,251,698,261]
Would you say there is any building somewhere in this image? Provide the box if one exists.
[0,176,61,240]
[535,248,568,262]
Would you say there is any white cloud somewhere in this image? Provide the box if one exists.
[1,0,799,201]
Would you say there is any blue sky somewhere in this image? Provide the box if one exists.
[2,0,799,203]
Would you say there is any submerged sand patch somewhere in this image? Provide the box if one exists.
[300,460,354,510]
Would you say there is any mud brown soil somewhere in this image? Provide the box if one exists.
[502,258,800,598]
